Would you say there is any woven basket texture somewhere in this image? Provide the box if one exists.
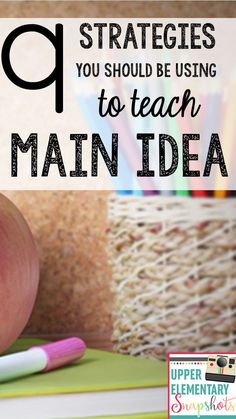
[108,196,236,360]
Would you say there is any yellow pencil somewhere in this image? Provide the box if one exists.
[214,82,236,197]
[214,190,227,198]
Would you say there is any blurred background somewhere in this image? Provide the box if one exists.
[1,1,236,357]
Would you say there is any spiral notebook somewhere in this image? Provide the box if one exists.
[0,339,167,419]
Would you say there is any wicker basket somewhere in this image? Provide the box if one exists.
[108,195,236,360]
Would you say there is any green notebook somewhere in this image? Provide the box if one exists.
[0,339,167,419]
[66,414,167,419]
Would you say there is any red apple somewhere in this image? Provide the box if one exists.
[0,193,39,353]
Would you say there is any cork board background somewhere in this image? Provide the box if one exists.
[1,1,236,350]
[1,1,236,19]
[4,191,111,349]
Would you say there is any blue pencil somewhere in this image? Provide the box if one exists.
[77,93,133,192]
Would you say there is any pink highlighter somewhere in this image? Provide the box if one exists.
[0,338,86,383]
